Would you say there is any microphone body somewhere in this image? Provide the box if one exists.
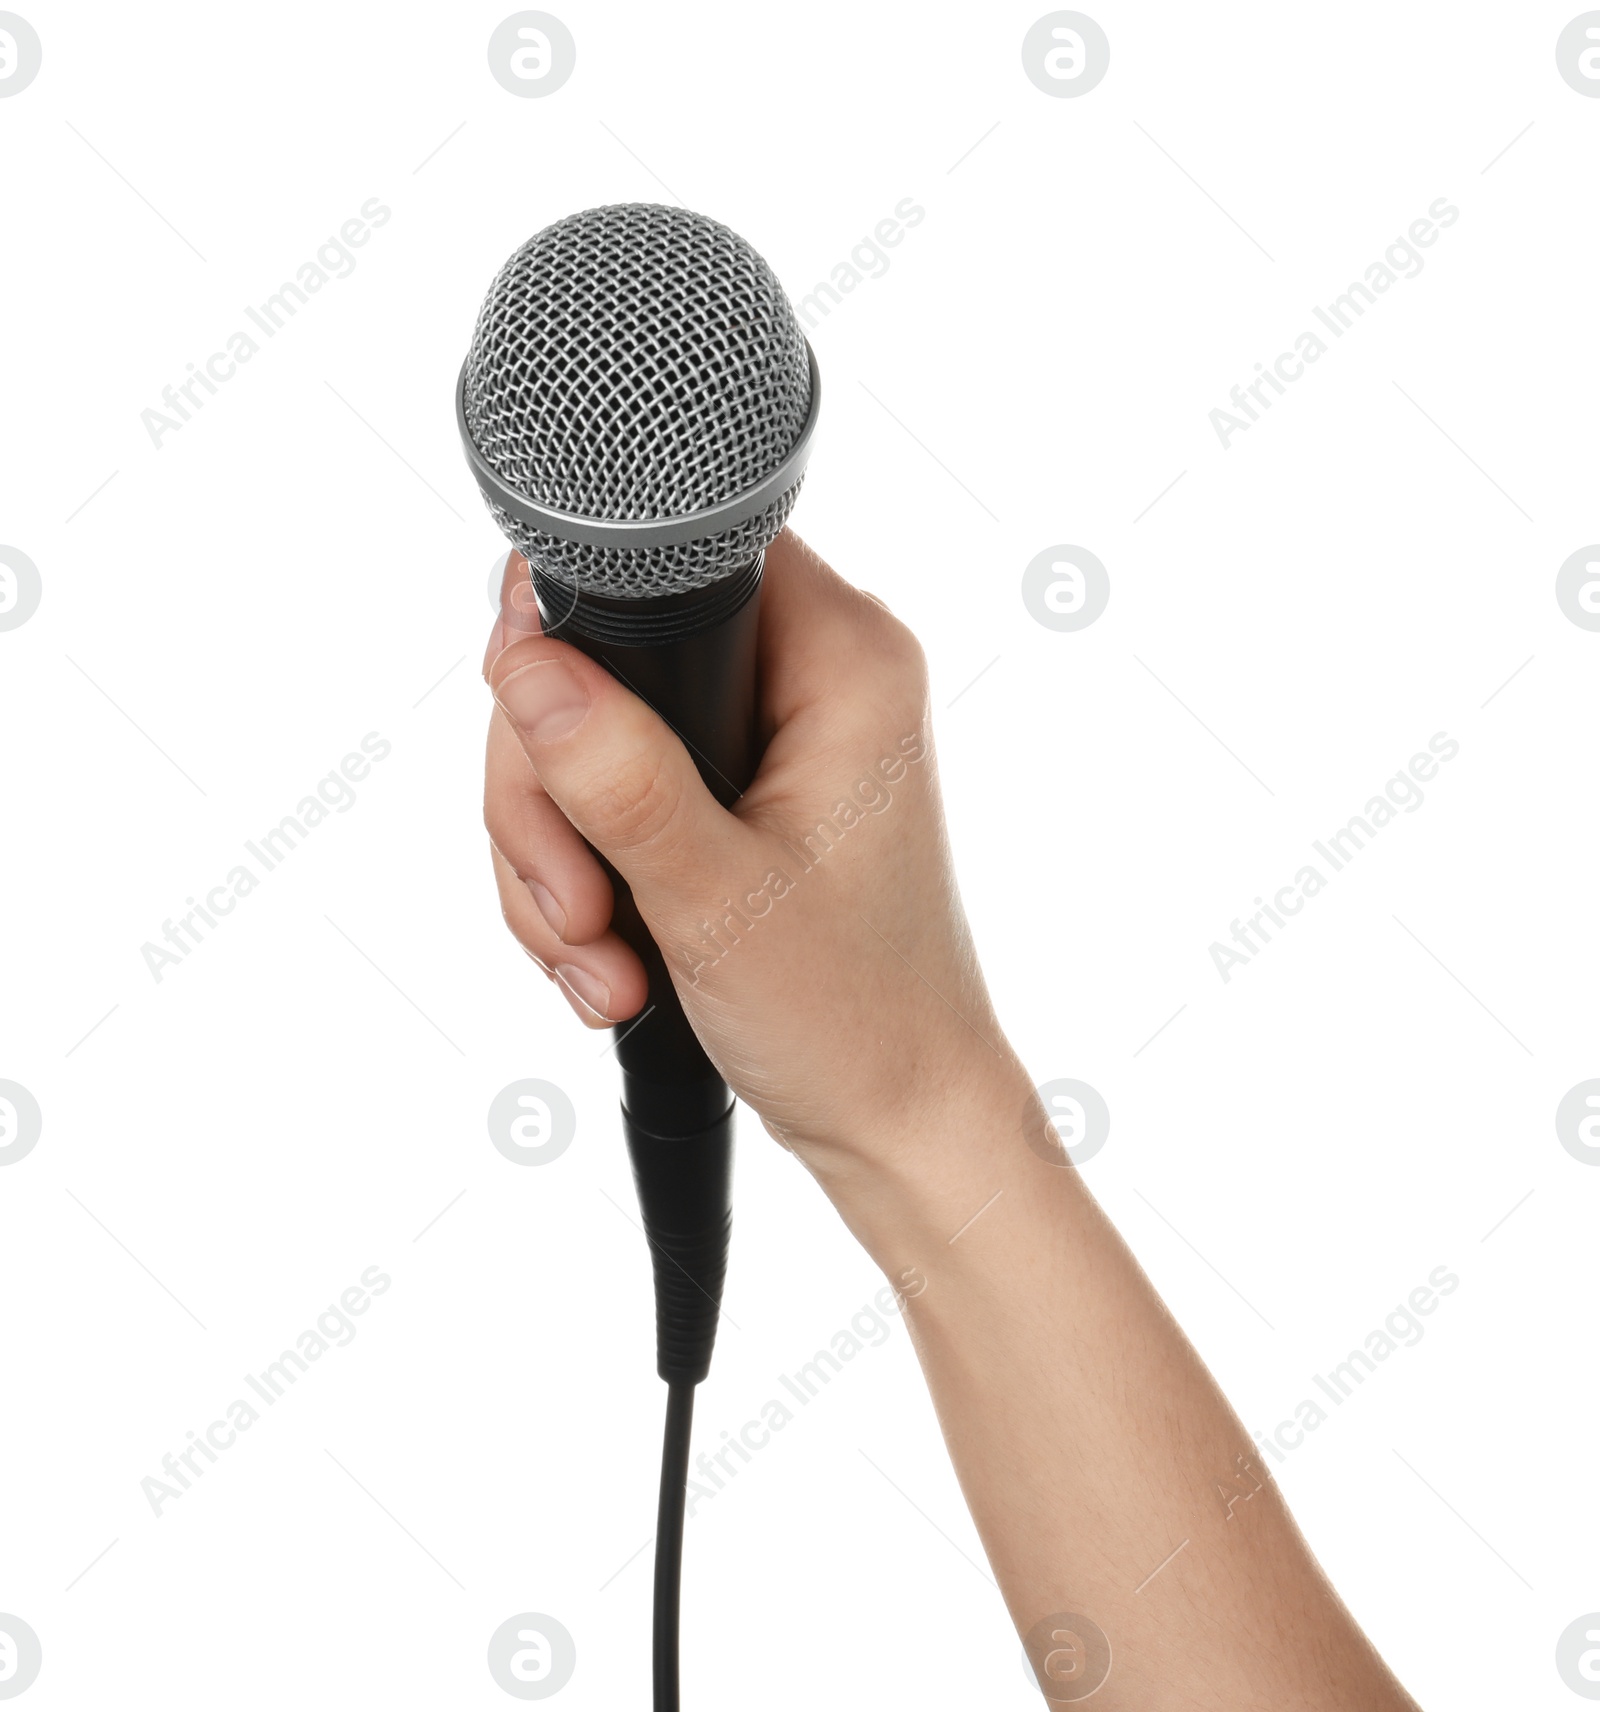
[533,560,766,1384]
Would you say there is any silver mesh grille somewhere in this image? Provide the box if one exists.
[463,204,813,597]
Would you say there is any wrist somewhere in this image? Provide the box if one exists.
[794,1046,1052,1275]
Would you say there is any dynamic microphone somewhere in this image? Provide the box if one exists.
[457,203,820,1709]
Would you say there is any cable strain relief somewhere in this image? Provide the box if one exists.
[623,1094,735,1386]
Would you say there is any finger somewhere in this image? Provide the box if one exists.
[491,844,648,1025]
[736,531,928,830]
[487,632,743,915]
[757,529,924,734]
[483,550,544,678]
[485,707,619,946]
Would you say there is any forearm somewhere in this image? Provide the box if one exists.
[805,1064,1421,1712]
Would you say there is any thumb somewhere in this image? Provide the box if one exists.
[488,633,737,910]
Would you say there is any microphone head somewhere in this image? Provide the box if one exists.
[458,204,819,601]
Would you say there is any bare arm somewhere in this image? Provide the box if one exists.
[812,1085,1419,1709]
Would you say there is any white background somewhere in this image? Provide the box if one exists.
[2,3,1597,1707]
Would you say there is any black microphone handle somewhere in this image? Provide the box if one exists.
[532,554,764,1386]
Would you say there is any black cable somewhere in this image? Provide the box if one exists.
[653,1380,697,1711]
[619,1079,733,1709]
[622,1096,733,1706]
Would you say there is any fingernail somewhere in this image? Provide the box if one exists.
[528,880,567,939]
[506,571,543,636]
[555,963,611,1021]
[497,660,589,742]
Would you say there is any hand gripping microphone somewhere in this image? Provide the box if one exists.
[457,203,820,1710]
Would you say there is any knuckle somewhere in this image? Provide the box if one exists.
[484,810,531,879]
[857,598,926,678]
[587,750,686,853]
[484,799,514,852]
[890,621,929,682]
[876,618,930,718]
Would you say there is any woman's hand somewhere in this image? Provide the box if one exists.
[483,529,1032,1180]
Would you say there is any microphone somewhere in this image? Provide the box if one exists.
[457,203,821,1709]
